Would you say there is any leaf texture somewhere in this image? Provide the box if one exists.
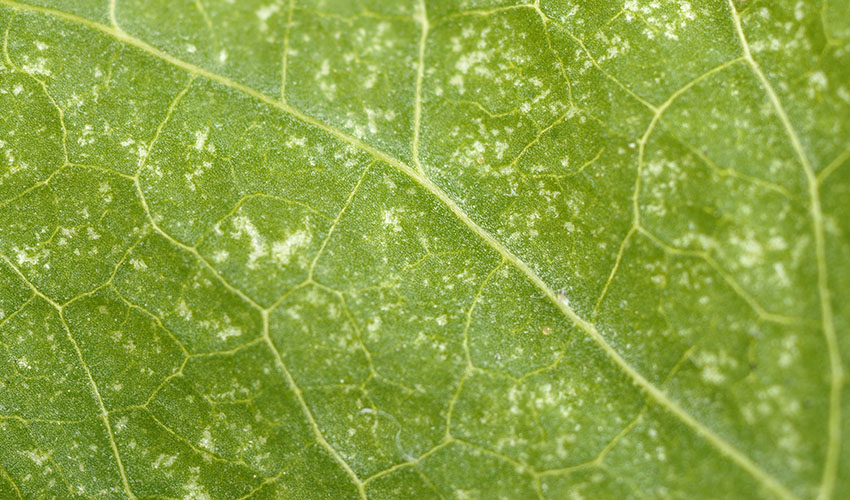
[0,0,848,499]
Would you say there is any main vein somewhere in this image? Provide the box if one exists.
[0,1,802,498]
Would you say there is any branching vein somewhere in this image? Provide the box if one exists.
[0,2,827,498]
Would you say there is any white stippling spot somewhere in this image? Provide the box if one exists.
[231,215,267,269]
[382,208,403,233]
[194,129,208,151]
[217,326,242,341]
[271,230,311,265]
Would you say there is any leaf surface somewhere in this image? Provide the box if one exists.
[0,0,848,499]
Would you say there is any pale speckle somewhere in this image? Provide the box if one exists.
[231,215,266,269]
[182,472,212,500]
[271,230,311,266]
[212,250,229,263]
[20,449,51,466]
[217,326,242,342]
[382,208,403,233]
[152,454,178,469]
[194,129,208,151]
[130,258,147,271]
[198,428,215,453]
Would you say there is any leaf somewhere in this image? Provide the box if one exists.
[0,0,848,499]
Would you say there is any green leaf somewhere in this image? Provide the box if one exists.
[0,0,848,498]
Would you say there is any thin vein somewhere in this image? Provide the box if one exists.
[307,161,372,280]
[598,57,746,317]
[132,173,266,311]
[3,30,71,164]
[136,74,196,176]
[818,141,850,184]
[145,409,246,465]
[280,0,295,102]
[0,256,136,499]
[18,422,79,495]
[637,227,812,327]
[593,225,635,315]
[509,107,574,170]
[668,128,796,200]
[547,18,657,112]
[445,261,505,439]
[0,294,34,332]
[2,11,12,67]
[260,310,367,499]
[109,0,119,31]
[634,57,745,224]
[431,4,536,24]
[411,0,428,174]
[539,345,697,477]
[192,0,213,34]
[727,4,843,499]
[363,438,453,486]
[0,2,805,497]
[0,462,23,500]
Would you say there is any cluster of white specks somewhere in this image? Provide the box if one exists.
[152,453,178,469]
[599,33,632,61]
[177,299,193,321]
[20,448,51,466]
[217,325,243,342]
[229,213,313,269]
[195,311,246,346]
[97,181,113,202]
[623,0,696,41]
[123,338,137,353]
[130,257,148,270]
[211,249,229,263]
[381,208,403,233]
[231,215,268,269]
[271,229,311,265]
[315,59,336,101]
[20,55,51,77]
[16,356,31,370]
[771,261,790,288]
[776,335,798,368]
[182,471,212,500]
[284,134,307,148]
[793,1,807,21]
[114,416,129,433]
[193,128,215,152]
[13,245,48,267]
[78,124,96,146]
[693,349,738,385]
[255,4,280,31]
[728,231,764,269]
[806,71,828,99]
[198,428,215,453]
[184,161,212,191]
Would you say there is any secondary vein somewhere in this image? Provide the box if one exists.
[0,2,806,498]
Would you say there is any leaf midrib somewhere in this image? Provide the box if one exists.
[0,2,801,498]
